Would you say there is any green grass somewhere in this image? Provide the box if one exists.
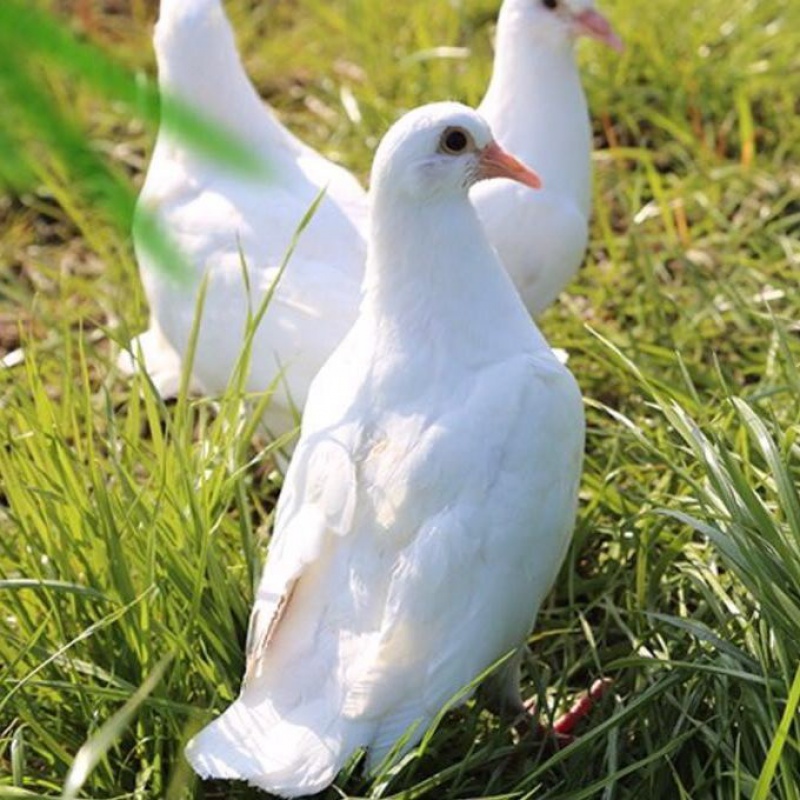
[1,0,799,797]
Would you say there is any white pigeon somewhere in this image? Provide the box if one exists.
[473,0,622,315]
[185,102,586,798]
[125,0,368,436]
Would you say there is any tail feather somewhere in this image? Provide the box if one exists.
[186,694,371,798]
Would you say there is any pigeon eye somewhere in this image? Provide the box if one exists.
[542,0,558,8]
[440,127,471,155]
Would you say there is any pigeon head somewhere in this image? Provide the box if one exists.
[502,0,623,52]
[156,0,226,43]
[371,102,541,202]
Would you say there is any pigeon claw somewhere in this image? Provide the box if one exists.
[513,677,613,748]
[552,677,613,739]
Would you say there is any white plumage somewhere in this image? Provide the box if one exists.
[473,0,623,314]
[123,0,618,439]
[126,0,368,436]
[185,102,585,798]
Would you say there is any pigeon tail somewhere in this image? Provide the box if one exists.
[186,693,371,798]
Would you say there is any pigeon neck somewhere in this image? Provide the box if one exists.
[154,2,294,158]
[479,12,592,216]
[363,190,535,347]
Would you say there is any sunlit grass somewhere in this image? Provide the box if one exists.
[1,0,799,797]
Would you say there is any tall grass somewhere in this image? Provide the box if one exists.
[1,0,799,798]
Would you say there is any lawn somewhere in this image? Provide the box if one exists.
[1,0,799,798]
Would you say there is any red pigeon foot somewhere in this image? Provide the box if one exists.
[516,678,613,747]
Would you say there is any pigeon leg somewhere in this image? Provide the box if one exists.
[480,651,526,719]
[514,678,613,746]
[552,677,612,740]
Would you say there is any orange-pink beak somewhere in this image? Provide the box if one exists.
[478,141,542,190]
[574,9,624,52]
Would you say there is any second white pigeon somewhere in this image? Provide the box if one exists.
[126,0,368,437]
